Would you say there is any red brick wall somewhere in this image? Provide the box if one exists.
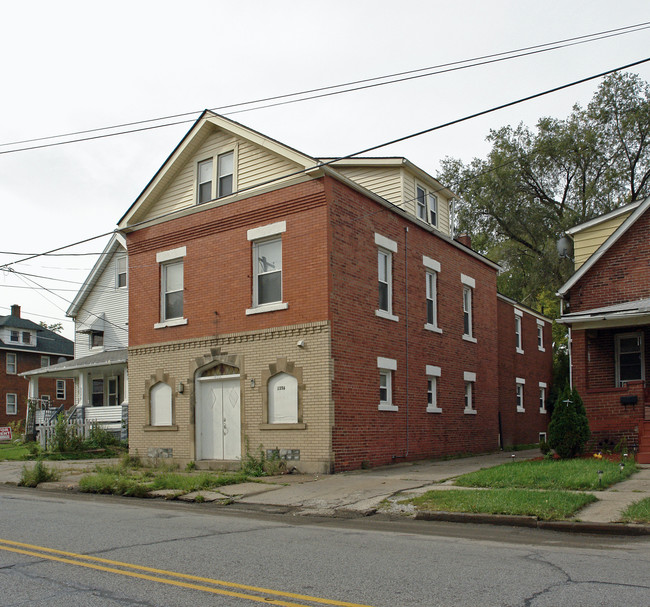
[326,177,501,471]
[496,299,553,447]
[127,180,331,346]
[570,207,650,313]
[0,350,74,427]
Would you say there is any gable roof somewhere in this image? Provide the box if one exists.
[557,196,650,296]
[67,232,126,318]
[0,314,73,356]
[117,110,319,229]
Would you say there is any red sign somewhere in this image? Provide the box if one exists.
[0,427,11,441]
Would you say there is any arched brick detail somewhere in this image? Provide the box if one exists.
[143,368,178,427]
[261,357,305,425]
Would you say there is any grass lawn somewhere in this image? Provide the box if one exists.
[408,489,597,521]
[79,462,253,498]
[0,442,30,460]
[620,498,650,523]
[454,457,636,491]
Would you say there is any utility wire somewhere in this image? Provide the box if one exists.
[1,21,649,155]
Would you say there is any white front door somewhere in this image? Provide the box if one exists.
[196,376,241,460]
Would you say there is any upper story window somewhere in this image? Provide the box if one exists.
[539,382,547,414]
[423,256,441,333]
[41,356,50,367]
[461,274,476,342]
[116,256,127,288]
[416,184,438,227]
[155,247,188,329]
[6,394,17,416]
[22,331,31,345]
[516,378,525,412]
[515,310,524,354]
[6,353,16,375]
[246,222,288,315]
[90,331,104,349]
[10,330,18,342]
[378,356,398,412]
[375,233,398,322]
[537,320,545,352]
[615,332,644,387]
[197,150,235,204]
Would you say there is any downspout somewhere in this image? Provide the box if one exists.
[568,325,573,389]
[404,226,409,458]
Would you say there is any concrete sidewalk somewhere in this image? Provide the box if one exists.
[2,451,650,533]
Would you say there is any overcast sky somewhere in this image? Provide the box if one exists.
[2,0,650,341]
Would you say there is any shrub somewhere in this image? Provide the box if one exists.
[20,461,59,487]
[539,440,551,456]
[548,385,590,459]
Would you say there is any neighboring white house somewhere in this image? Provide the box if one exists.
[22,233,129,437]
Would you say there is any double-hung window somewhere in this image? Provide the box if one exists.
[247,221,288,314]
[22,332,31,344]
[10,331,18,342]
[197,150,235,204]
[423,256,441,332]
[217,151,234,197]
[155,247,187,329]
[197,158,213,204]
[426,365,442,413]
[375,233,398,321]
[6,353,16,375]
[464,371,476,414]
[415,184,439,227]
[116,256,127,288]
[615,332,644,386]
[41,356,50,367]
[56,380,66,400]
[516,378,525,412]
[6,394,17,416]
[515,309,524,354]
[539,382,547,413]
[378,357,398,411]
[461,274,476,342]
[537,320,545,351]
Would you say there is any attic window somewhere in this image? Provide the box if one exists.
[22,332,31,345]
[10,331,18,342]
[116,256,127,288]
[90,331,104,348]
[197,159,213,204]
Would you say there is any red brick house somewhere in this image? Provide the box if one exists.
[558,197,650,463]
[0,305,73,429]
[118,111,551,472]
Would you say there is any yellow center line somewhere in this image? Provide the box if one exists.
[0,539,375,607]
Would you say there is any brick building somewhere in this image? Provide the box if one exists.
[0,305,73,428]
[558,197,650,463]
[119,111,551,472]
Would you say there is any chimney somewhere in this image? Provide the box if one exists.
[10,304,20,318]
[456,233,472,249]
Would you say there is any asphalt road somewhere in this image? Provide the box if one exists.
[1,486,649,607]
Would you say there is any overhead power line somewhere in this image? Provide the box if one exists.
[1,21,649,156]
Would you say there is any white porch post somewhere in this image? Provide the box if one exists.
[123,366,128,405]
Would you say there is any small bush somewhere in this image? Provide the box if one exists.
[539,440,551,456]
[20,461,59,487]
[548,385,590,459]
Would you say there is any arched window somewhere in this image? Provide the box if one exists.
[150,382,172,426]
[268,373,298,424]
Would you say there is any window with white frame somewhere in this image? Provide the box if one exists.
[6,353,16,375]
[41,356,50,367]
[90,330,104,349]
[197,158,213,204]
[247,222,288,314]
[41,395,51,405]
[539,432,547,443]
[56,380,66,400]
[217,151,234,197]
[426,365,442,413]
[108,377,119,406]
[515,309,524,354]
[6,393,17,415]
[375,233,398,321]
[423,256,441,332]
[461,274,475,341]
[516,378,525,412]
[150,382,173,426]
[92,379,104,407]
[415,184,438,227]
[615,332,644,387]
[116,256,127,288]
[155,247,187,328]
[378,357,398,411]
[537,320,545,351]
[22,331,31,345]
[10,330,18,342]
[539,382,547,413]
[464,371,476,414]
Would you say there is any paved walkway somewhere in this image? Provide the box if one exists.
[2,451,649,532]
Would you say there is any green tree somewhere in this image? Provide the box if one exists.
[39,321,63,334]
[548,386,590,459]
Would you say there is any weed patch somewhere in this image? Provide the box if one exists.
[19,461,60,487]
[620,498,650,523]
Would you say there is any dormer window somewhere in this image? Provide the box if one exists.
[90,330,104,348]
[416,184,438,227]
[10,330,18,342]
[22,331,31,345]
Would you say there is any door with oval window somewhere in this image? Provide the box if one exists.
[196,375,241,460]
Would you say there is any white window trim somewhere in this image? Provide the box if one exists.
[460,274,475,288]
[378,357,398,411]
[415,183,439,227]
[423,256,442,333]
[155,246,187,328]
[156,246,186,264]
[463,372,476,415]
[516,378,526,413]
[247,221,286,241]
[248,224,286,312]
[426,365,442,413]
[376,235,399,321]
[537,319,546,352]
[515,312,524,354]
[56,380,66,400]
[196,148,237,204]
[615,332,645,387]
[539,381,547,414]
[6,393,17,416]
[6,353,16,375]
[116,256,128,289]
[462,283,475,342]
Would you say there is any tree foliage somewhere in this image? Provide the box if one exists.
[548,385,590,459]
[39,321,63,334]
[438,72,650,308]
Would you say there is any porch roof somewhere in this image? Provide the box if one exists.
[20,348,128,378]
[558,297,650,328]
